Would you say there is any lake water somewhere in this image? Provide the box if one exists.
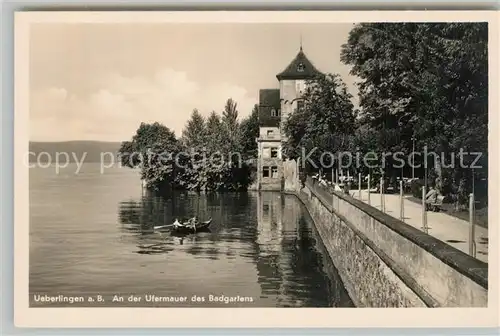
[29,164,353,307]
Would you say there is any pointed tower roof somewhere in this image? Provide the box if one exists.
[276,47,321,81]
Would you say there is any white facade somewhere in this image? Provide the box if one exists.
[279,79,306,139]
[256,47,319,191]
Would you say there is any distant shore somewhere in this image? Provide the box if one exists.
[29,140,122,163]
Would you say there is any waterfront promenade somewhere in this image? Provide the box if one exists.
[351,189,488,263]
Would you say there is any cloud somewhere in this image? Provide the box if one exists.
[30,68,258,142]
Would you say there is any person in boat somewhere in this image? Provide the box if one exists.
[172,218,182,229]
[186,216,199,229]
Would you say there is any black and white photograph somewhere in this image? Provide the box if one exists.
[14,10,498,327]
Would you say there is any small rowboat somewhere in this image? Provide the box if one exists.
[171,218,212,234]
[154,218,212,234]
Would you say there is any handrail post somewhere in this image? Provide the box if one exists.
[358,173,362,200]
[421,186,428,233]
[331,169,335,212]
[469,193,476,258]
[399,180,404,221]
[382,179,385,211]
[380,177,385,212]
[367,174,371,205]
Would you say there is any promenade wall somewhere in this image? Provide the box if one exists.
[282,160,488,307]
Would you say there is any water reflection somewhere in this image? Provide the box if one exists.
[117,191,354,307]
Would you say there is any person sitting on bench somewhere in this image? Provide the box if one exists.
[425,185,440,210]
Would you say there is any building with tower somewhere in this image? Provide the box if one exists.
[256,46,322,191]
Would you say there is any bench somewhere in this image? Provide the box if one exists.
[427,195,445,212]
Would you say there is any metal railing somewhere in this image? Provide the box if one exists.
[309,173,478,258]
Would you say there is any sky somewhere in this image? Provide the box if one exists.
[29,23,359,142]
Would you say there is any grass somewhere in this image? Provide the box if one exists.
[406,196,488,229]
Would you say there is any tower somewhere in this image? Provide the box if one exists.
[276,45,321,142]
[256,46,321,191]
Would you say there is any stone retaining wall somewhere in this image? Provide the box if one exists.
[288,175,488,307]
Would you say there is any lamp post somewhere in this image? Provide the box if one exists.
[397,117,405,189]
[469,193,476,257]
[411,136,416,179]
[367,169,371,205]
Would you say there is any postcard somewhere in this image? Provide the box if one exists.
[14,10,499,328]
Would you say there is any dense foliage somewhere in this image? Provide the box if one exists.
[238,104,259,160]
[280,23,487,207]
[119,99,258,192]
[118,122,183,190]
[339,22,488,205]
[282,73,357,173]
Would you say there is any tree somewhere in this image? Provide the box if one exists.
[222,98,239,129]
[341,23,488,203]
[238,104,259,160]
[129,122,178,152]
[119,122,181,191]
[221,98,241,153]
[122,99,258,193]
[205,111,224,152]
[118,140,138,168]
[182,109,206,150]
[283,73,356,173]
[351,124,380,176]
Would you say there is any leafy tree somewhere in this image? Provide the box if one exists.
[221,98,241,153]
[122,99,257,193]
[351,124,380,175]
[131,122,177,152]
[238,104,259,160]
[182,109,206,150]
[341,23,488,203]
[283,73,356,173]
[118,140,138,168]
[222,98,239,129]
[119,122,181,191]
[205,111,224,153]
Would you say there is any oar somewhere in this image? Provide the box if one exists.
[153,223,175,230]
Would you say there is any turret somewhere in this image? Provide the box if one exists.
[276,47,322,141]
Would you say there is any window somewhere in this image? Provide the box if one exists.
[270,147,278,158]
[263,204,269,216]
[271,108,277,117]
[267,130,274,138]
[297,63,305,72]
[263,166,270,178]
[271,166,279,178]
[297,100,304,112]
